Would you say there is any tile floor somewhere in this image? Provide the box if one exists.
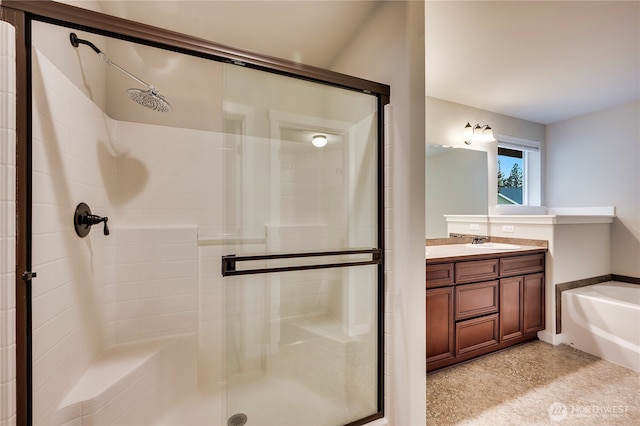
[427,340,639,425]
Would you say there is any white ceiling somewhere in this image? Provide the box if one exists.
[71,0,383,69]
[426,1,640,124]
[67,0,640,125]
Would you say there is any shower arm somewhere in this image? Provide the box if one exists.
[70,33,158,94]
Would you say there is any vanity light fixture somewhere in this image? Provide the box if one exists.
[463,122,496,144]
[312,134,328,148]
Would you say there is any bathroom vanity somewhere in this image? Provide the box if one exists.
[426,243,546,372]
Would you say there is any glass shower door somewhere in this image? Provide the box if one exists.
[222,65,382,426]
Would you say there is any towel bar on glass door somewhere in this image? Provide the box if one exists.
[221,248,382,276]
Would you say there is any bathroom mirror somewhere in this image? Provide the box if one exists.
[426,144,488,238]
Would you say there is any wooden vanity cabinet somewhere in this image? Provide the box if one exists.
[523,272,545,333]
[426,263,454,288]
[426,287,455,363]
[500,276,525,341]
[455,280,499,320]
[456,313,499,355]
[500,272,545,341]
[426,251,545,372]
[455,258,498,283]
[500,253,545,277]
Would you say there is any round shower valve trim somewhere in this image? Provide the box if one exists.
[74,202,109,237]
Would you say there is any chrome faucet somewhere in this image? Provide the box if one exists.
[471,236,489,244]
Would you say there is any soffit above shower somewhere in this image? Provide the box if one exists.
[55,0,383,69]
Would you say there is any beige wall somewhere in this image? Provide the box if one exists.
[331,1,426,424]
[425,96,547,236]
[426,96,546,148]
[546,101,640,278]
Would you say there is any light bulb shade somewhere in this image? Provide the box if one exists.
[483,126,496,142]
[312,134,327,148]
[463,123,496,144]
[463,122,473,143]
[482,125,495,142]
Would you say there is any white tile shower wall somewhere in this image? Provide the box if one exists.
[234,135,272,238]
[265,224,340,319]
[196,243,226,389]
[110,120,225,229]
[28,33,381,425]
[31,48,113,425]
[198,237,268,392]
[281,148,346,242]
[52,334,197,426]
[30,49,206,425]
[0,20,17,426]
[103,226,198,345]
[33,51,197,423]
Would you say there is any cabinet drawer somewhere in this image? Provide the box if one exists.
[500,253,544,277]
[455,280,499,320]
[456,313,499,355]
[426,263,454,288]
[455,259,499,284]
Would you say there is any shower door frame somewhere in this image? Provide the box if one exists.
[2,1,389,425]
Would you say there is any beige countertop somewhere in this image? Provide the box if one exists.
[426,243,547,263]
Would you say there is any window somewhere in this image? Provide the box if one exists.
[497,136,541,206]
[498,147,524,204]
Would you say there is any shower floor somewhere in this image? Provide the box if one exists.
[154,375,372,426]
[156,315,376,425]
[153,387,223,426]
[43,316,376,425]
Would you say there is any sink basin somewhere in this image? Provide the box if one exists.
[466,242,521,250]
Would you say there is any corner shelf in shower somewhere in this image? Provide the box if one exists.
[56,333,196,424]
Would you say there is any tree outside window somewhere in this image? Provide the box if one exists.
[497,147,523,205]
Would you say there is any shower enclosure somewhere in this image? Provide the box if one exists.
[4,2,388,425]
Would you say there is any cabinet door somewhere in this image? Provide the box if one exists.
[524,273,545,333]
[426,287,455,364]
[500,276,524,341]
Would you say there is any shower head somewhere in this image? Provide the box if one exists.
[127,88,172,113]
[69,33,172,113]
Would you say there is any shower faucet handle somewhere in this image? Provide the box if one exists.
[74,203,109,237]
[86,214,109,236]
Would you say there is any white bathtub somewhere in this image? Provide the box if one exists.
[562,281,640,371]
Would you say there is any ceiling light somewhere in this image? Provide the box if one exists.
[312,134,327,148]
[463,123,496,144]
